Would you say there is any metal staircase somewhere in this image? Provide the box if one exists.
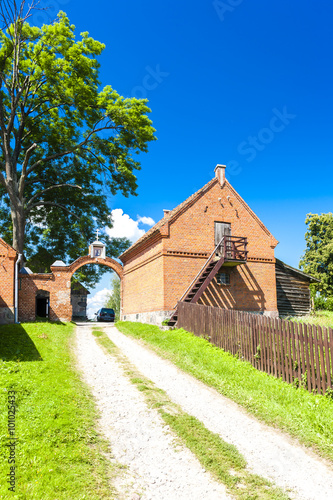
[168,236,248,327]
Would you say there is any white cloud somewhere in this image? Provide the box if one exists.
[87,288,111,319]
[106,209,155,243]
[137,215,155,226]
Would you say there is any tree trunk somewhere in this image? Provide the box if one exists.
[10,202,26,258]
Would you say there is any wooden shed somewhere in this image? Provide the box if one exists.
[275,259,319,317]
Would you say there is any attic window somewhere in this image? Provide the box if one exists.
[217,272,230,285]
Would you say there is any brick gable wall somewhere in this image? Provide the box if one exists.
[121,173,278,322]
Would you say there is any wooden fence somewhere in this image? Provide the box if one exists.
[177,302,333,395]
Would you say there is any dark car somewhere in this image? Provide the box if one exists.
[96,308,115,322]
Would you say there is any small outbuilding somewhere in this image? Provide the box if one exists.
[275,259,319,317]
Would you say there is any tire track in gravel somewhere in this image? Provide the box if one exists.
[99,323,333,500]
[75,324,231,500]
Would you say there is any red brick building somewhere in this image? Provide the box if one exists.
[120,165,305,324]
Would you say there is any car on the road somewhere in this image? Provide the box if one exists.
[95,308,115,322]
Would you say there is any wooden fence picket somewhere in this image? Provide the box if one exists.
[176,302,333,395]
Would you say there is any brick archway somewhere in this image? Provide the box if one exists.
[45,255,124,322]
[18,255,124,323]
[66,255,123,279]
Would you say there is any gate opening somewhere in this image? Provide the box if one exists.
[36,291,50,318]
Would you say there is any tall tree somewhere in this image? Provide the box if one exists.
[299,213,333,297]
[105,274,120,320]
[0,1,155,272]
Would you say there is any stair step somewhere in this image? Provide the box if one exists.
[203,267,215,275]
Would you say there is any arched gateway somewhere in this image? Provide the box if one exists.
[18,240,123,323]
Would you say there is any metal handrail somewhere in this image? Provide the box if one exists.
[173,235,226,308]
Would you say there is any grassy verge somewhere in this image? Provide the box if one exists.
[289,310,333,329]
[116,321,333,464]
[92,327,289,499]
[0,322,116,499]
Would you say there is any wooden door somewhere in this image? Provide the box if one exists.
[214,222,231,257]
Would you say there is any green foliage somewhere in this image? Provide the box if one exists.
[0,5,155,285]
[300,213,333,297]
[314,296,333,312]
[289,310,333,329]
[105,274,120,320]
[117,321,333,463]
[0,322,116,498]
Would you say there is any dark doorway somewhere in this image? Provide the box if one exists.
[215,222,231,257]
[36,291,50,318]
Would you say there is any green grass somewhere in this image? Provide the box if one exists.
[116,321,333,463]
[92,328,289,500]
[0,322,116,499]
[289,310,333,329]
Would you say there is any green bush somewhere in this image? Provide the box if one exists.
[314,296,333,311]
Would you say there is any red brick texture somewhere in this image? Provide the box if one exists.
[0,238,16,324]
[120,173,279,317]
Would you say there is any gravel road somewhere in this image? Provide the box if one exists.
[75,323,333,500]
[75,323,230,499]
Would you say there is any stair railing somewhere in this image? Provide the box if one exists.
[173,236,226,308]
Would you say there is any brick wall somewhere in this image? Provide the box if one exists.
[122,240,164,315]
[199,261,277,312]
[19,272,72,322]
[0,239,16,324]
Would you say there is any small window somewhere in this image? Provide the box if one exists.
[217,272,230,285]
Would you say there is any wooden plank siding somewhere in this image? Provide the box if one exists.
[276,259,315,317]
[177,302,333,395]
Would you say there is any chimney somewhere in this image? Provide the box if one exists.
[214,164,226,186]
[163,209,170,216]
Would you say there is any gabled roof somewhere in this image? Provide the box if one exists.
[120,174,278,261]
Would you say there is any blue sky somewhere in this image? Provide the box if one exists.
[35,0,333,310]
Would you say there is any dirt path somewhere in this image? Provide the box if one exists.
[75,323,230,499]
[75,322,333,499]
